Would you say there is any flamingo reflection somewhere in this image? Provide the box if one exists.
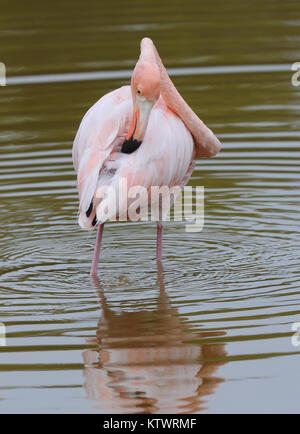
[83,265,227,413]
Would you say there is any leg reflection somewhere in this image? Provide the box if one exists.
[83,268,227,413]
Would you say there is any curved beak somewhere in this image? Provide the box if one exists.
[126,95,154,143]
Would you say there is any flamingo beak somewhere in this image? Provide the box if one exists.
[121,96,154,154]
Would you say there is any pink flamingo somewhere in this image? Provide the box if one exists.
[73,38,221,276]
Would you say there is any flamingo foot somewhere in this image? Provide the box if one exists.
[90,223,104,277]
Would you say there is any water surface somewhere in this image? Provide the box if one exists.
[1,0,300,413]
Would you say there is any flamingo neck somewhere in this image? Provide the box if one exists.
[141,38,221,158]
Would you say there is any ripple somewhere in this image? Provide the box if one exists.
[6,64,291,86]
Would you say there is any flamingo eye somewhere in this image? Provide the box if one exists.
[137,88,142,95]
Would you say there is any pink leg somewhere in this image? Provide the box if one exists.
[156,222,163,262]
[90,223,104,277]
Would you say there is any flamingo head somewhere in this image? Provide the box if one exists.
[121,43,160,154]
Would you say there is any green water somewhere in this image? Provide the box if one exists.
[0,0,300,413]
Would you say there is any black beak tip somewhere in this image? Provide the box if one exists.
[121,137,142,154]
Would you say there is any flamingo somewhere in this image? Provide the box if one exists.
[73,38,221,276]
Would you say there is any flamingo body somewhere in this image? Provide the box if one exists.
[73,85,194,230]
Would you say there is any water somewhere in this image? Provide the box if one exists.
[1,0,300,413]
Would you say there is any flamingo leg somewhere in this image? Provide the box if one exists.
[90,223,104,276]
[156,222,163,262]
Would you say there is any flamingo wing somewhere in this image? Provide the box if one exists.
[72,86,132,226]
[95,97,195,223]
